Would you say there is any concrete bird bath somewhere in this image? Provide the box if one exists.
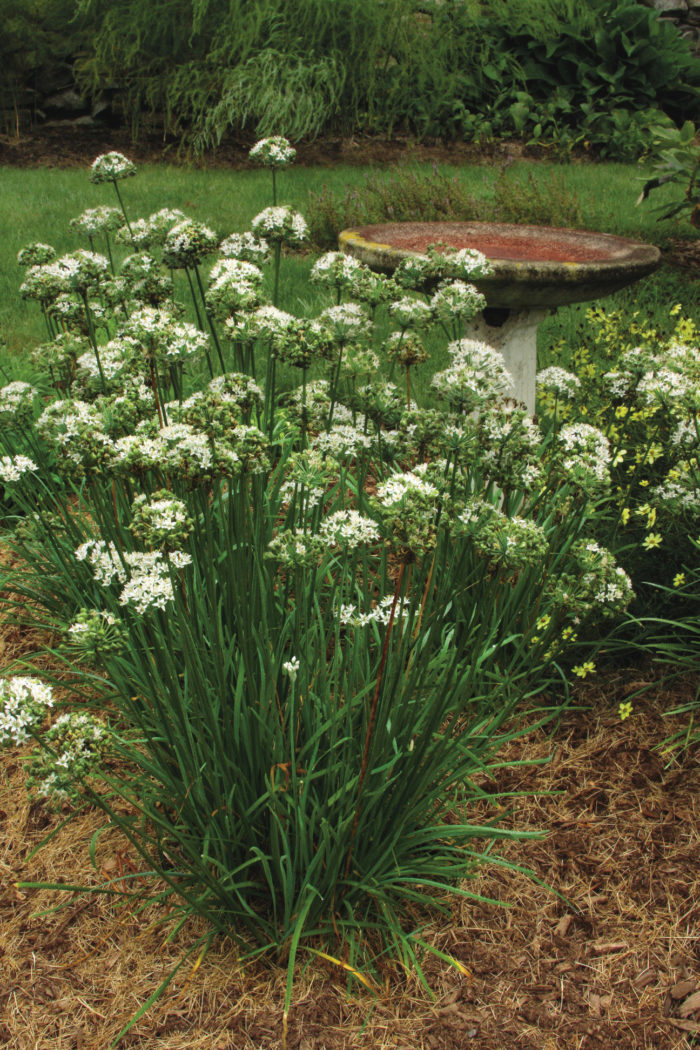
[339,221,661,412]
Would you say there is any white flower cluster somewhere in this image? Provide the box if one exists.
[130,490,193,549]
[601,370,636,399]
[574,540,635,614]
[206,259,265,318]
[319,509,380,547]
[75,539,126,585]
[162,220,219,267]
[75,342,131,392]
[178,374,264,431]
[383,330,428,369]
[121,308,210,362]
[0,381,36,425]
[118,565,178,614]
[477,404,543,489]
[90,151,137,183]
[75,540,191,613]
[124,208,188,250]
[536,367,581,399]
[149,208,187,234]
[638,368,697,409]
[342,346,380,377]
[458,501,549,570]
[318,303,372,343]
[652,469,700,513]
[70,206,124,236]
[21,251,109,300]
[446,247,492,279]
[27,710,108,805]
[388,296,434,330]
[671,419,700,450]
[209,258,264,286]
[219,231,270,265]
[0,677,54,747]
[432,339,513,410]
[249,137,297,168]
[267,530,323,567]
[0,454,38,483]
[235,305,295,343]
[67,609,118,635]
[36,399,111,471]
[558,423,611,492]
[376,469,439,506]
[251,206,308,247]
[430,280,485,323]
[339,594,409,629]
[111,422,213,476]
[65,608,124,659]
[282,656,300,681]
[17,242,56,267]
[394,245,491,289]
[310,252,365,291]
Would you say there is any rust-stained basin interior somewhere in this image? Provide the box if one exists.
[339,221,661,309]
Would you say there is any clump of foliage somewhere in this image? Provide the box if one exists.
[638,120,700,227]
[62,0,700,157]
[538,306,700,623]
[1,0,92,136]
[0,143,639,1036]
[307,164,583,250]
[538,307,700,758]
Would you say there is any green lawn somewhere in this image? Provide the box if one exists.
[2,158,699,373]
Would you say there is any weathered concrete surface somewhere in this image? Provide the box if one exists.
[339,221,661,310]
[340,220,662,412]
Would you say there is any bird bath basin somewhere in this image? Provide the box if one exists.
[339,221,661,411]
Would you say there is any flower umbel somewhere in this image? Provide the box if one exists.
[90,152,137,183]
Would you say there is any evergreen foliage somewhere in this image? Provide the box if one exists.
[65,0,700,153]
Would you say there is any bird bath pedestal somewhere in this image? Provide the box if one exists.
[339,221,661,412]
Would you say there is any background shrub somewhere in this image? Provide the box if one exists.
[3,0,683,158]
[0,0,92,136]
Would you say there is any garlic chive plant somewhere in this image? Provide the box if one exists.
[2,146,639,1035]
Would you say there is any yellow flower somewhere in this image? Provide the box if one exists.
[619,700,633,721]
[642,532,663,550]
[647,443,664,465]
[572,661,595,678]
[612,448,626,467]
[620,507,631,525]
[536,614,551,630]
[673,573,686,588]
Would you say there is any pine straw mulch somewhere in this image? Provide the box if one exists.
[1,605,699,1050]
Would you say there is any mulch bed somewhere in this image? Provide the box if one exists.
[0,124,545,171]
[1,124,699,1048]
[1,637,698,1049]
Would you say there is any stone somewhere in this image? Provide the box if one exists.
[43,89,89,116]
[340,221,660,413]
[644,0,688,11]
